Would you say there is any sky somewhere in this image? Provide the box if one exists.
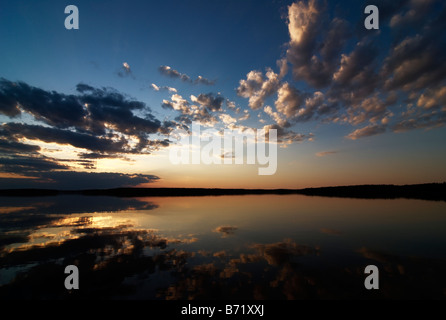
[0,0,445,189]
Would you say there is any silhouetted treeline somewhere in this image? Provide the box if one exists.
[1,183,445,201]
[294,183,446,201]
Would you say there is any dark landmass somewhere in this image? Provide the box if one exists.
[0,183,445,201]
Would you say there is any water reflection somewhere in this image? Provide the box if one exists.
[0,195,445,299]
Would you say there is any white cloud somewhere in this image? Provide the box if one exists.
[219,113,236,125]
[275,82,304,119]
[151,83,177,93]
[237,69,281,110]
[159,65,214,85]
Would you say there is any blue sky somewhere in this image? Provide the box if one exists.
[1,0,446,189]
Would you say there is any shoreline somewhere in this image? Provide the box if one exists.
[1,182,445,201]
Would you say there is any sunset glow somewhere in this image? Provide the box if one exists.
[1,0,445,190]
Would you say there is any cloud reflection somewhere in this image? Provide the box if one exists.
[213,225,238,238]
[0,196,158,251]
[1,195,445,300]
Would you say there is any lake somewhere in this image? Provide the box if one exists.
[1,194,445,299]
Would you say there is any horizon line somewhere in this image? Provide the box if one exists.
[1,182,445,202]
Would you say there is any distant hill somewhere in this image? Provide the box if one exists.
[1,183,445,201]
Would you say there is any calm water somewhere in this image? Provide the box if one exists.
[1,194,445,299]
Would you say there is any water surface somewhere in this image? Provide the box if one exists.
[1,194,445,299]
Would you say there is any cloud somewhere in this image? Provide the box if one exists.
[0,79,173,189]
[0,79,173,154]
[264,105,290,128]
[0,154,70,173]
[0,79,86,129]
[382,34,446,93]
[213,225,238,238]
[389,0,435,28]
[1,79,162,134]
[0,139,40,154]
[117,62,134,78]
[150,83,177,93]
[195,75,215,86]
[332,42,378,87]
[2,122,133,155]
[238,110,250,122]
[277,58,289,79]
[0,171,159,190]
[247,0,446,138]
[286,0,350,88]
[250,239,319,266]
[191,93,224,112]
[316,151,337,157]
[123,62,131,73]
[220,151,235,160]
[162,93,217,126]
[158,65,215,85]
[0,198,157,236]
[158,65,191,82]
[274,82,305,119]
[344,95,390,126]
[236,69,281,110]
[392,112,446,132]
[226,99,237,110]
[417,86,446,110]
[346,124,387,140]
[219,113,236,125]
[263,124,313,145]
[0,144,162,188]
[162,93,190,113]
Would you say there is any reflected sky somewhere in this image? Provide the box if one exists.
[1,195,446,299]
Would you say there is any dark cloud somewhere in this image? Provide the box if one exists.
[346,124,387,140]
[159,65,191,82]
[332,41,378,88]
[0,88,21,117]
[0,79,171,189]
[286,0,351,88]
[388,0,436,29]
[263,124,314,144]
[75,83,95,93]
[77,152,126,160]
[192,93,224,112]
[0,171,159,190]
[0,80,173,156]
[0,79,163,137]
[2,122,128,154]
[38,171,159,189]
[0,140,40,154]
[235,0,446,139]
[0,154,70,172]
[274,82,306,120]
[381,33,446,93]
[0,78,86,128]
[392,111,446,133]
